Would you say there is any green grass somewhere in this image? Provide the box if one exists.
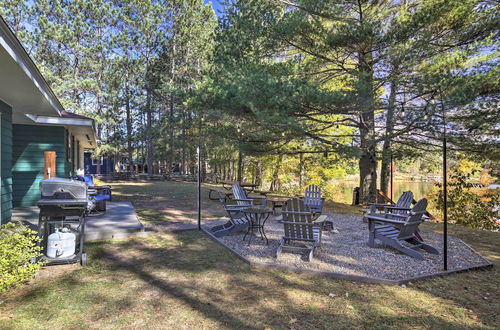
[0,181,498,329]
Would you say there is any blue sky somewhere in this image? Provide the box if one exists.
[204,0,224,17]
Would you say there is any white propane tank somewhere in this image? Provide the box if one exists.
[47,228,76,258]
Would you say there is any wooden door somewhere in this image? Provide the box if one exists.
[44,151,56,179]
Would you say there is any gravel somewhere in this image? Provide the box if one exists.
[209,213,490,281]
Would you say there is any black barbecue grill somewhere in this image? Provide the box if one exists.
[37,178,89,266]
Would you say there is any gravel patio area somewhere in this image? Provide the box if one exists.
[209,213,491,281]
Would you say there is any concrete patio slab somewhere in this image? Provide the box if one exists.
[13,202,144,241]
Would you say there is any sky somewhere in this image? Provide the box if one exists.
[204,0,225,17]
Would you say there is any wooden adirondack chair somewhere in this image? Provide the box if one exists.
[210,190,250,237]
[276,198,327,262]
[304,184,324,215]
[232,184,267,208]
[368,191,429,241]
[368,191,413,215]
[366,198,439,260]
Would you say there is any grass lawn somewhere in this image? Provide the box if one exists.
[0,181,498,329]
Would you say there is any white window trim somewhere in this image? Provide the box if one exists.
[91,157,103,166]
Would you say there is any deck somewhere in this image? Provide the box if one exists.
[12,202,144,241]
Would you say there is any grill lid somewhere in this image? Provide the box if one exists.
[40,178,87,200]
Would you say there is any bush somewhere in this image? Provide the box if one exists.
[0,221,43,293]
[429,172,500,231]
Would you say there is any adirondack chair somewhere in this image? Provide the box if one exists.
[368,191,413,216]
[366,198,439,260]
[232,184,267,208]
[303,184,324,215]
[368,191,429,241]
[210,190,250,237]
[276,198,327,262]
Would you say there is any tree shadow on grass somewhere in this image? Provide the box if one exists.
[1,230,495,329]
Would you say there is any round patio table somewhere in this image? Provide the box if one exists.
[242,208,272,245]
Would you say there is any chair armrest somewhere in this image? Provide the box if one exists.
[368,203,392,207]
[233,198,253,202]
[387,213,408,219]
[313,215,328,224]
[282,211,314,215]
[411,211,427,216]
[224,204,247,209]
[384,206,411,211]
[365,215,407,225]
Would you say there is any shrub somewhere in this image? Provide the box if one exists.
[0,221,43,293]
[429,172,500,231]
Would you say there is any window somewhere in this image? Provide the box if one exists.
[92,157,103,166]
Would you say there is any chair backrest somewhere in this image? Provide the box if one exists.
[398,198,427,239]
[304,184,322,213]
[282,198,315,240]
[80,175,94,187]
[232,184,250,206]
[76,175,94,187]
[395,191,413,208]
[387,191,414,217]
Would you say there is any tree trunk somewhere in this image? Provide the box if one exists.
[181,112,187,174]
[237,150,243,182]
[255,161,262,187]
[357,35,377,203]
[230,159,234,180]
[298,153,304,187]
[169,94,175,174]
[380,76,398,196]
[270,154,283,192]
[125,71,134,175]
[146,87,153,177]
[213,158,218,182]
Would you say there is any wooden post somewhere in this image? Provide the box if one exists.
[44,151,56,179]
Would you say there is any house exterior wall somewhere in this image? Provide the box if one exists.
[12,124,67,207]
[0,100,13,224]
[84,152,114,174]
[64,130,84,175]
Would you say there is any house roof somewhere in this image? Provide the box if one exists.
[0,16,64,120]
[61,110,92,120]
[0,16,96,148]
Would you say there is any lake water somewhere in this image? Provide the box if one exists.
[332,181,435,204]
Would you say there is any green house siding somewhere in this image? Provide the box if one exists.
[12,125,67,207]
[0,100,13,224]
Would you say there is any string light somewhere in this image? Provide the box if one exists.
[423,113,429,120]
[237,126,241,133]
